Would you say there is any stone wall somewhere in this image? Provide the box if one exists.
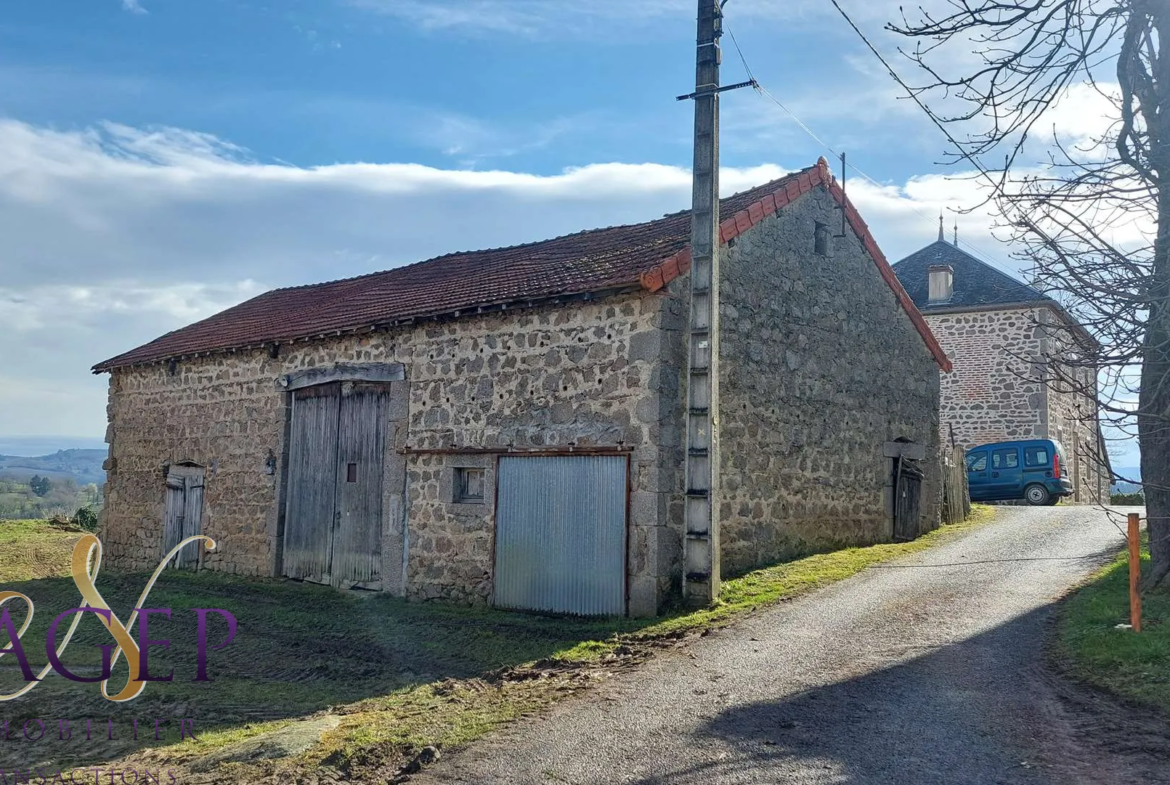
[923,307,1046,448]
[925,304,1107,503]
[101,291,683,615]
[1040,310,1109,503]
[715,186,943,575]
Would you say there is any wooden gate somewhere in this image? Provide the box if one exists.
[163,465,204,568]
[283,382,388,588]
[893,457,924,542]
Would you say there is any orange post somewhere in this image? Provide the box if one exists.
[1128,512,1143,633]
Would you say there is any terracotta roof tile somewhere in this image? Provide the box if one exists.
[94,161,949,372]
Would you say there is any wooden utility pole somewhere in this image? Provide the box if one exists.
[682,0,723,605]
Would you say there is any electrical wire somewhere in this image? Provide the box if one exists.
[721,20,1024,278]
[822,0,1034,272]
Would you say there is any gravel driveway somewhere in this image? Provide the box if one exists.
[413,506,1169,785]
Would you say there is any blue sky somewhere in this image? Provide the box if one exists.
[0,1,932,175]
[0,0,1132,462]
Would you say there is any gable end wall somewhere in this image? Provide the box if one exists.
[716,186,943,574]
[924,305,1107,502]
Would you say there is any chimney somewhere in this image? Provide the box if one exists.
[928,265,953,303]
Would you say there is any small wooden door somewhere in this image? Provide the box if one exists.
[893,458,923,542]
[163,465,204,568]
[283,382,387,588]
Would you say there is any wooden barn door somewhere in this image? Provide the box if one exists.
[284,385,341,584]
[163,465,204,568]
[332,384,388,588]
[283,382,386,588]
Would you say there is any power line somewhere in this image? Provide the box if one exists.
[722,21,1023,277]
[821,0,1033,271]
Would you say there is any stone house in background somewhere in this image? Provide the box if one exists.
[893,232,1108,503]
[95,158,950,617]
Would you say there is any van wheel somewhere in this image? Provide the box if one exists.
[1025,484,1051,506]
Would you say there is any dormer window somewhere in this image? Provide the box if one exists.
[928,265,953,303]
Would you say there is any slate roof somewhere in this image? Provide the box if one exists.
[892,240,1051,312]
[95,159,950,372]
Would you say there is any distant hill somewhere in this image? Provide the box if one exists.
[1112,465,1142,494]
[0,449,107,485]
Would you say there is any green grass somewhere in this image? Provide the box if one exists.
[1056,534,1170,713]
[0,508,996,782]
[0,518,86,582]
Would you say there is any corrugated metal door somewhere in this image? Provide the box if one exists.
[283,385,341,584]
[283,382,388,588]
[494,455,627,616]
[332,383,387,588]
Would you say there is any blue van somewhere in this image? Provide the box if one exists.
[965,439,1074,505]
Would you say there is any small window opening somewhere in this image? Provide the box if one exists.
[346,463,358,483]
[455,467,485,504]
[814,221,832,256]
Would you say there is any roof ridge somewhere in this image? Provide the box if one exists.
[95,161,951,372]
[262,166,817,297]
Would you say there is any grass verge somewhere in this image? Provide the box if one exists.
[1055,532,1170,714]
[0,508,995,783]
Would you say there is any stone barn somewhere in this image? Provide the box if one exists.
[95,158,949,617]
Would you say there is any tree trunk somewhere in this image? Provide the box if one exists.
[1139,2,1170,590]
[1140,194,1170,588]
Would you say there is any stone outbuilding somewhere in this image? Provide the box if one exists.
[95,158,949,617]
[893,232,1108,503]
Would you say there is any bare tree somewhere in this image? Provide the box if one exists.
[888,1,1169,585]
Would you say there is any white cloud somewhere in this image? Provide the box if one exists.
[0,280,264,439]
[0,118,1010,442]
[121,0,146,14]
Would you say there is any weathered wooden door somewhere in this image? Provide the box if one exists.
[284,385,341,584]
[283,382,386,588]
[332,384,389,587]
[163,465,204,568]
[893,457,924,542]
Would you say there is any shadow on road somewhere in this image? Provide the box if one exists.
[627,595,1169,784]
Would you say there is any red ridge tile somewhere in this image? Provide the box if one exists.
[641,266,665,293]
[720,217,739,243]
[662,255,681,283]
[735,211,752,233]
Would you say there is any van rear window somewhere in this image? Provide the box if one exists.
[1024,446,1050,467]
